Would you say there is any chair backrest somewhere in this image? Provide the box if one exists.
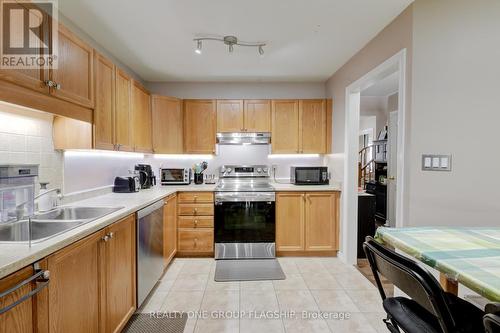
[484,314,500,333]
[363,236,456,333]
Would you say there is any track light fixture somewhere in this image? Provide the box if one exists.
[195,40,202,54]
[193,35,266,56]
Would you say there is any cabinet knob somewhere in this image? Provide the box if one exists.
[194,220,198,227]
[102,235,110,242]
[108,232,114,239]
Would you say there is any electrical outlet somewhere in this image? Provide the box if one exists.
[422,154,452,171]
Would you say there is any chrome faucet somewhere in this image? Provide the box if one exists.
[34,188,62,201]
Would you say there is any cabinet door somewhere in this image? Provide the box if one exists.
[271,100,299,153]
[94,53,115,150]
[183,100,216,154]
[276,192,305,251]
[216,100,244,132]
[0,8,48,94]
[131,81,152,153]
[0,267,35,333]
[163,195,177,266]
[50,24,94,108]
[305,192,339,251]
[244,99,271,132]
[114,69,133,152]
[101,214,136,333]
[300,99,327,153]
[152,95,183,153]
[47,231,103,333]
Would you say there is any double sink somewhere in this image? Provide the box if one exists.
[0,206,123,243]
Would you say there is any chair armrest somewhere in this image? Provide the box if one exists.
[485,303,500,314]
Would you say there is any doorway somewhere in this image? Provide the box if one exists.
[341,49,407,265]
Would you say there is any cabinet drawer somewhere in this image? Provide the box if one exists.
[178,216,214,228]
[178,229,214,252]
[178,203,214,216]
[178,192,213,203]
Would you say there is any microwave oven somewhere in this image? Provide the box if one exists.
[160,168,191,185]
[290,167,329,185]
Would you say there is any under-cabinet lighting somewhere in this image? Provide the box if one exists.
[64,150,144,159]
[268,154,320,158]
[153,154,213,160]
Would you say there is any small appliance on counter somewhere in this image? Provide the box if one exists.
[113,175,140,193]
[290,166,329,185]
[160,168,191,185]
[0,164,38,223]
[135,164,156,189]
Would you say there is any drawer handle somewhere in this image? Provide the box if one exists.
[0,269,50,315]
[193,208,198,214]
[194,220,198,227]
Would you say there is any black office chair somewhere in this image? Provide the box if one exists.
[484,303,500,333]
[363,236,485,333]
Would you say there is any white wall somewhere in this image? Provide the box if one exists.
[407,0,500,226]
[63,145,326,194]
[0,103,63,193]
[146,82,326,99]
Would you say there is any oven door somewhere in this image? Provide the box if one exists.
[214,192,275,259]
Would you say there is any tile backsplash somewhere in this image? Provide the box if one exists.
[0,103,63,193]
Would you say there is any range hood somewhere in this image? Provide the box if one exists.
[216,132,271,145]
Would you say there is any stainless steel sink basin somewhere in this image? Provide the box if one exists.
[0,206,123,243]
[33,206,122,222]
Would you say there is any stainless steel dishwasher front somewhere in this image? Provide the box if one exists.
[136,199,164,307]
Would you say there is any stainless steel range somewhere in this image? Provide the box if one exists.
[214,165,276,259]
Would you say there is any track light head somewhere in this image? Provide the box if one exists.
[195,40,202,54]
[228,44,234,53]
[258,45,264,56]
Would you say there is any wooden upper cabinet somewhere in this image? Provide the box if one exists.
[271,100,299,153]
[299,99,327,153]
[94,53,115,150]
[46,231,103,333]
[244,99,271,132]
[115,69,133,152]
[217,100,244,132]
[276,192,305,251]
[131,81,152,153]
[0,266,36,333]
[50,24,94,108]
[100,215,136,333]
[304,192,339,251]
[0,9,48,94]
[183,99,216,154]
[152,95,183,153]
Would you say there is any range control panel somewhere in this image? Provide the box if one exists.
[219,165,270,178]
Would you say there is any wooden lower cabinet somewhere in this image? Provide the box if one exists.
[100,214,136,333]
[46,231,102,333]
[177,192,214,255]
[0,266,37,333]
[178,229,214,252]
[276,192,339,255]
[163,194,177,266]
[276,192,305,251]
[44,214,136,333]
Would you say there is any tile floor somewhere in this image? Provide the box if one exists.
[139,257,388,333]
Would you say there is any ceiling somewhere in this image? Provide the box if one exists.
[361,71,399,96]
[58,0,413,82]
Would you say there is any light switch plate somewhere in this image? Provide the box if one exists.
[422,154,452,171]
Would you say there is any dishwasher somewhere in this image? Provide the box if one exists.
[136,200,164,307]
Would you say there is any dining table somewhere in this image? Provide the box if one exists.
[375,226,500,302]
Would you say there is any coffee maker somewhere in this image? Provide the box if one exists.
[135,164,156,189]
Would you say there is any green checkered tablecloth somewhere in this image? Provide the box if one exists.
[375,227,500,301]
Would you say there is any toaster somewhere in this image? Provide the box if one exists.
[113,176,140,193]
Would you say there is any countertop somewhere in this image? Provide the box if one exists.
[0,182,341,279]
